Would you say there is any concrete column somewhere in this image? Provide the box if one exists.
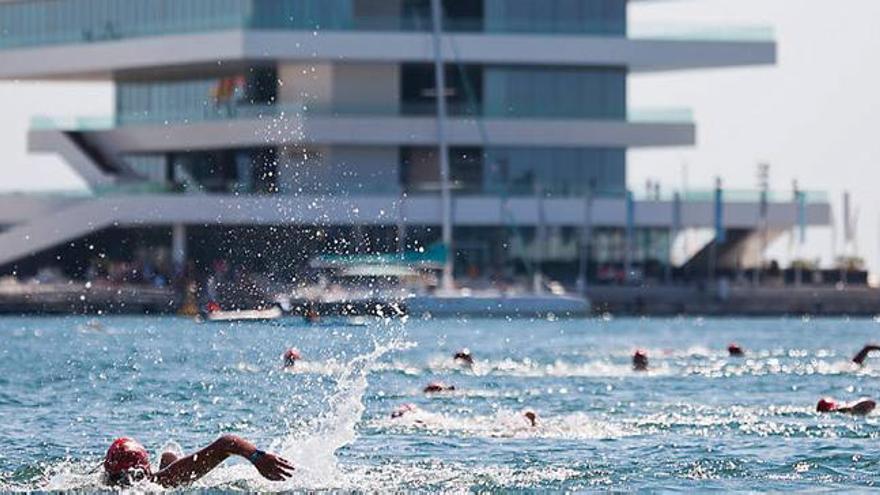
[172,224,187,270]
[397,192,407,253]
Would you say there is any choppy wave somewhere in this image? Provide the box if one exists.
[375,356,674,378]
[372,351,880,379]
[5,316,880,491]
[371,408,635,440]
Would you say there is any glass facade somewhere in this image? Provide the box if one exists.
[123,154,168,184]
[435,226,672,283]
[169,148,277,194]
[484,66,625,119]
[401,64,483,117]
[401,146,625,197]
[116,67,277,125]
[401,147,484,193]
[484,147,625,196]
[402,0,624,34]
[114,63,625,126]
[0,0,250,49]
[402,64,626,120]
[0,0,627,50]
[483,0,625,35]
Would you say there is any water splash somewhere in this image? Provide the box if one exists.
[272,337,414,489]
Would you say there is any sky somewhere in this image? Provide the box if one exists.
[628,0,880,274]
[1,0,879,274]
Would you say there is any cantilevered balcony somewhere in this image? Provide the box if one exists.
[0,0,768,50]
[29,104,696,163]
[0,188,831,268]
[0,0,775,79]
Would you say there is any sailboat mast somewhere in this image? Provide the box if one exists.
[430,0,454,291]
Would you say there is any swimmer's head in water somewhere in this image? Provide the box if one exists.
[104,438,151,485]
[283,348,301,367]
[453,348,474,366]
[391,403,418,419]
[523,410,538,427]
[727,343,745,357]
[632,350,649,371]
[816,398,837,413]
[423,381,455,393]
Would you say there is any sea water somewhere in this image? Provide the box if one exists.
[1,315,880,491]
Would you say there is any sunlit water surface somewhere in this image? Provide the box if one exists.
[2,316,880,491]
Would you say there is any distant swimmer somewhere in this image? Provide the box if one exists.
[102,435,293,488]
[391,403,419,419]
[727,343,745,357]
[283,348,302,368]
[852,344,880,366]
[816,397,876,416]
[522,410,538,427]
[423,381,456,393]
[632,350,649,371]
[303,307,321,324]
[453,348,475,368]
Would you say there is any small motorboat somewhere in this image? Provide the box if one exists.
[203,305,283,323]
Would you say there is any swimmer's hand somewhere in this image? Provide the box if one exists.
[250,451,295,481]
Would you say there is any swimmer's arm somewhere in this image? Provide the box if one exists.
[152,435,294,487]
[837,400,876,416]
[852,344,880,365]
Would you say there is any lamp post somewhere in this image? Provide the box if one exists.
[430,0,454,292]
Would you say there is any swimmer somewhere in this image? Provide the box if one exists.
[727,343,745,357]
[816,397,876,416]
[102,435,293,488]
[391,403,419,419]
[453,348,475,368]
[522,410,538,427]
[303,307,321,324]
[852,344,880,366]
[423,381,456,394]
[283,348,302,368]
[632,349,648,371]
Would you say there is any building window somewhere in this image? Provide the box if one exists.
[483,66,626,119]
[484,147,625,197]
[400,64,483,117]
[170,148,277,194]
[400,147,483,193]
[484,0,626,35]
[116,66,278,125]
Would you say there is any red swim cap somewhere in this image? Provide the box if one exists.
[283,348,302,365]
[816,398,837,412]
[104,438,150,476]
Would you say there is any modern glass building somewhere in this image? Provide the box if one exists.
[0,0,830,284]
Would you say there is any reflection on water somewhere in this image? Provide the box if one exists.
[1,316,880,491]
